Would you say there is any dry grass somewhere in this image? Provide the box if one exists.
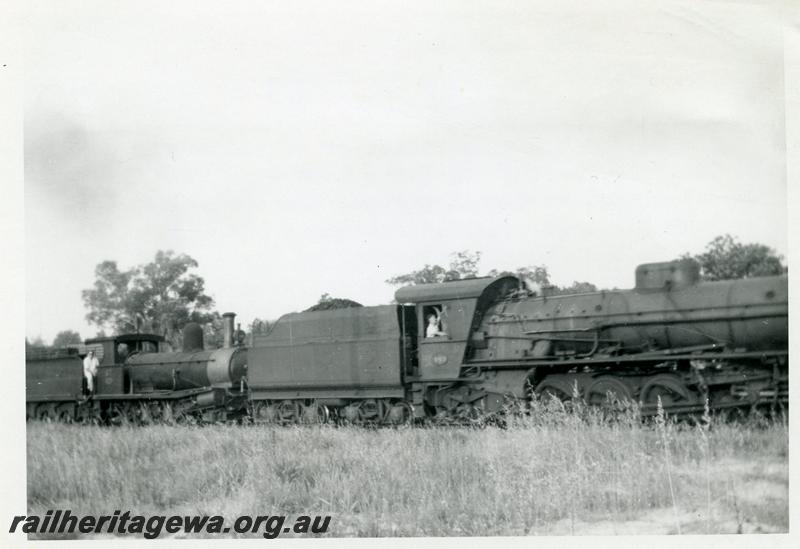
[26,401,788,537]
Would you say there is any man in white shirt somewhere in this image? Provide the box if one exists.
[425,307,448,338]
[83,350,99,395]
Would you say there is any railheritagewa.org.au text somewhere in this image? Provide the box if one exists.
[9,510,331,539]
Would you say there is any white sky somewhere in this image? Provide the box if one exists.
[21,0,788,342]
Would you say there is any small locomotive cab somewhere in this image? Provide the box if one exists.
[85,334,164,395]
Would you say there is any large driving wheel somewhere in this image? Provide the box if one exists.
[534,377,578,402]
[640,374,694,409]
[585,376,632,407]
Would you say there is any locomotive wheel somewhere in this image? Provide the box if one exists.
[585,376,632,407]
[159,402,175,425]
[57,406,75,423]
[452,403,482,424]
[36,404,57,422]
[359,399,387,422]
[341,403,365,425]
[300,402,329,424]
[108,403,132,426]
[640,374,693,408]
[720,406,750,424]
[277,400,301,424]
[386,402,413,425]
[252,401,277,423]
[172,406,196,425]
[148,401,165,423]
[534,377,577,402]
[136,402,154,425]
[75,404,99,425]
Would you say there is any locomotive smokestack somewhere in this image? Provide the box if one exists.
[222,312,236,349]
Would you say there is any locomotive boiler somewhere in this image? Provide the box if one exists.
[125,314,246,392]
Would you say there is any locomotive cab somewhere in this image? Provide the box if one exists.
[395,276,520,381]
[83,334,164,395]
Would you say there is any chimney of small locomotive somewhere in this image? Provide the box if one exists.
[222,312,236,349]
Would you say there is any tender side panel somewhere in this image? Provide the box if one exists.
[26,356,83,401]
[249,305,403,391]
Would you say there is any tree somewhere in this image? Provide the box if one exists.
[249,318,271,335]
[556,281,598,295]
[52,330,82,347]
[82,251,216,346]
[687,234,786,281]
[387,251,599,295]
[305,293,363,312]
[202,312,225,350]
[26,336,47,351]
[385,250,483,286]
[487,265,552,287]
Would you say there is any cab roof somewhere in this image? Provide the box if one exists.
[84,333,164,345]
[394,275,519,304]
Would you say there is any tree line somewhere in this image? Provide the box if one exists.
[29,234,786,350]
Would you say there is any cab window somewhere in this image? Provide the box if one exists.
[423,304,448,339]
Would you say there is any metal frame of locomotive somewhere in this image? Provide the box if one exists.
[246,259,788,424]
[25,314,247,424]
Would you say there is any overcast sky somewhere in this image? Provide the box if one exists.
[23,0,788,342]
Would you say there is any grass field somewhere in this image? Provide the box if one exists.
[26,401,788,538]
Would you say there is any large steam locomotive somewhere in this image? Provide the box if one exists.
[25,259,788,424]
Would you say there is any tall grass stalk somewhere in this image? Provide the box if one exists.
[656,396,680,535]
[698,399,712,533]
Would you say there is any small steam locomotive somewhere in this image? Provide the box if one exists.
[25,315,248,424]
[25,259,788,424]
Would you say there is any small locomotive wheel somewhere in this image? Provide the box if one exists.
[300,402,329,424]
[147,401,164,423]
[341,403,364,424]
[36,404,57,422]
[251,402,271,423]
[107,402,131,426]
[57,408,74,423]
[386,402,413,425]
[277,400,301,424]
[160,402,175,424]
[137,402,153,425]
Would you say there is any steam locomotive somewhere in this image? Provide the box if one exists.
[25,259,788,424]
[25,314,248,424]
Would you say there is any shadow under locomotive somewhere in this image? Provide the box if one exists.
[26,259,788,425]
